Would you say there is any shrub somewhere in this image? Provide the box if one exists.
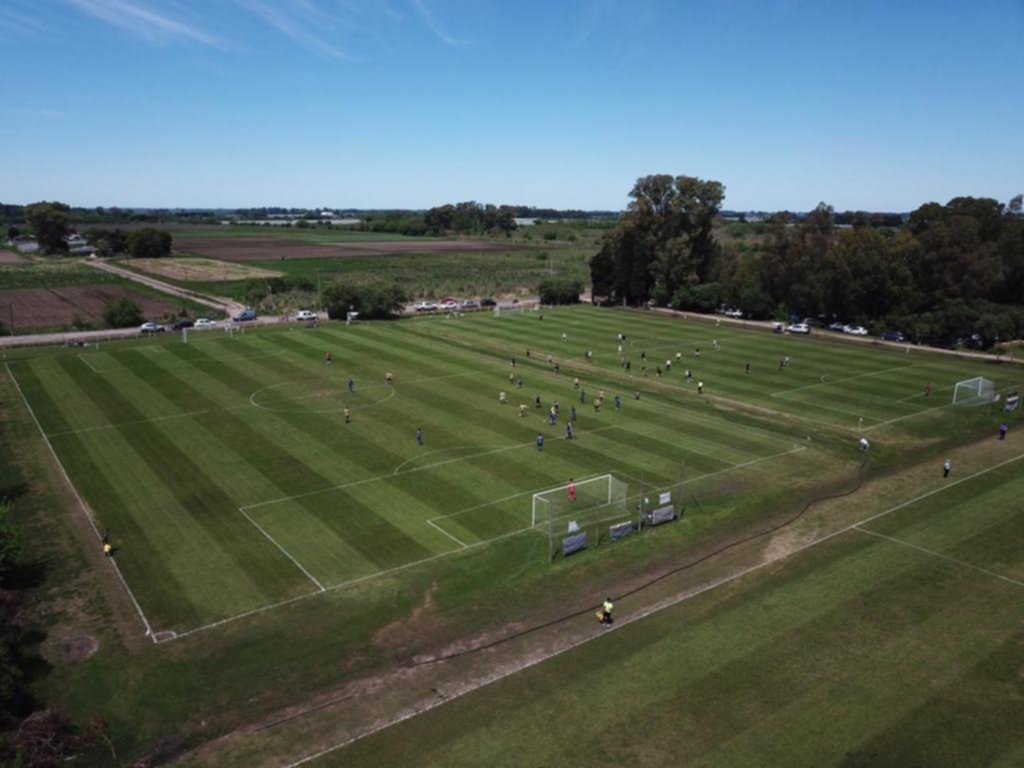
[538,278,581,305]
[323,282,408,320]
[102,298,143,328]
[125,228,172,259]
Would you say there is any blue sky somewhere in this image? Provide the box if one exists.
[1,0,1021,211]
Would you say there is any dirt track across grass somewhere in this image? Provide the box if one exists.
[0,286,182,327]
[175,237,530,262]
[123,257,284,281]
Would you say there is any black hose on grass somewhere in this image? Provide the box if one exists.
[412,459,868,667]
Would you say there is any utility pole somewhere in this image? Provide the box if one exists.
[317,269,322,311]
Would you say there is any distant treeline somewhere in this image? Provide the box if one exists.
[592,175,1024,348]
[0,203,218,227]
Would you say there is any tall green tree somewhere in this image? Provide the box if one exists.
[125,228,172,259]
[25,201,71,254]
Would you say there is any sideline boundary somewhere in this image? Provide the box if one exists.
[5,363,157,642]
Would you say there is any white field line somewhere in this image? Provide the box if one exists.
[683,445,807,485]
[853,527,1024,590]
[426,519,468,548]
[239,508,325,591]
[611,424,743,466]
[770,364,918,397]
[4,363,157,641]
[81,346,288,374]
[391,444,506,476]
[279,451,1024,768]
[76,352,101,373]
[241,425,621,512]
[861,402,953,432]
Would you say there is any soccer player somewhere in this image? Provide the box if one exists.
[549,406,557,425]
[712,339,719,351]
[519,403,528,417]
[573,377,580,389]
[685,369,692,382]
[625,361,631,372]
[655,366,662,377]
[511,355,517,367]
[943,459,951,478]
[745,362,751,375]
[568,479,577,501]
[598,389,605,401]
[536,433,545,451]
[858,436,869,451]
[580,389,586,404]
[386,372,394,386]
[565,423,574,439]
[416,428,423,446]
[634,390,640,400]
[925,382,933,397]
[695,347,701,358]
[554,362,560,375]
[344,407,351,423]
[348,378,355,393]
[594,398,601,412]
[553,399,560,413]
[570,405,577,421]
[665,359,672,372]
[517,376,523,388]
[562,332,567,342]
[509,372,515,385]
[325,351,332,364]
[614,394,621,409]
[535,394,542,409]
[641,351,646,362]
[784,355,790,368]
[500,391,508,404]
[779,357,785,370]
[999,422,1009,440]
[697,381,704,395]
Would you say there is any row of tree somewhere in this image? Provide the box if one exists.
[591,175,1024,346]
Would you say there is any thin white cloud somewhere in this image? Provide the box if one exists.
[235,0,353,60]
[410,0,467,46]
[0,7,44,37]
[65,0,224,47]
[6,107,65,118]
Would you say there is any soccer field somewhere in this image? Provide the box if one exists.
[6,306,1014,640]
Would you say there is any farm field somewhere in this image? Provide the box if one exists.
[5,304,1020,765]
[0,286,182,329]
[174,235,530,262]
[121,257,284,282]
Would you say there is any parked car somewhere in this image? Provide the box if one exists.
[439,299,459,311]
[233,308,257,322]
[140,322,165,334]
[843,324,869,336]
[461,299,479,309]
[194,318,217,328]
[480,297,497,307]
[827,321,847,332]
[787,322,811,334]
[881,330,905,342]
[414,301,438,312]
[724,308,743,318]
[295,309,317,321]
[171,319,194,331]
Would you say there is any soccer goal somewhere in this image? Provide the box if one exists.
[533,475,631,559]
[952,377,996,407]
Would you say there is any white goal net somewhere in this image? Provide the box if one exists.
[952,377,995,407]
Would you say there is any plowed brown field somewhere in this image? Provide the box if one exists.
[0,286,182,328]
[174,237,527,262]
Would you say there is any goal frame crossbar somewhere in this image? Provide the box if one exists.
[531,473,614,527]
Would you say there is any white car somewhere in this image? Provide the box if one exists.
[827,321,846,332]
[139,322,165,334]
[439,300,459,311]
[724,308,743,318]
[414,301,438,312]
[787,322,810,334]
[843,324,869,336]
[295,310,317,321]
[194,318,217,329]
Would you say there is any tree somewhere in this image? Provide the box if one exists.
[5,226,18,240]
[538,278,581,305]
[102,298,143,328]
[589,174,725,305]
[322,282,407,320]
[125,228,172,259]
[25,202,71,254]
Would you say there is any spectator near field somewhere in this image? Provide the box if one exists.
[697,381,704,395]
[859,437,869,450]
[999,422,1008,440]
[599,597,614,626]
[943,459,951,478]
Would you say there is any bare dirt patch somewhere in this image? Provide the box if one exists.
[124,257,283,282]
[0,249,28,263]
[0,286,182,327]
[46,630,100,662]
[175,237,529,262]
[373,583,442,650]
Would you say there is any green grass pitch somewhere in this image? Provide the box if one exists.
[6,305,1015,641]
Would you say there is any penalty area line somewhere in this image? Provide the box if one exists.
[239,508,325,591]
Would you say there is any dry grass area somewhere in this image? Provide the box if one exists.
[122,257,284,282]
[174,237,528,261]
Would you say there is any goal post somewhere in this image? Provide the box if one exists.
[953,377,995,406]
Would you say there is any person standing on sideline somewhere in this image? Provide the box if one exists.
[697,381,704,395]
[567,479,576,502]
[600,596,614,626]
[943,459,951,478]
[859,437,869,451]
[416,428,423,446]
[998,422,1008,440]
[536,433,545,451]
[103,541,113,557]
